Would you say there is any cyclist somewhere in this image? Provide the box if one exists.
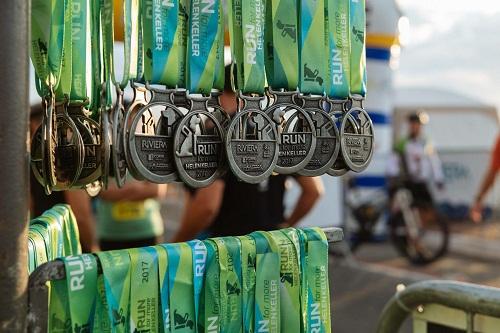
[387,111,445,207]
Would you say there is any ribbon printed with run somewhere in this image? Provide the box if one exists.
[225,0,280,184]
[36,222,333,333]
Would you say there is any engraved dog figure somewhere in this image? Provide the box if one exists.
[177,115,201,157]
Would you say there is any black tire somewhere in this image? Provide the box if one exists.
[389,208,449,265]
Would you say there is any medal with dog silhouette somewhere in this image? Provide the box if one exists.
[128,87,184,183]
[264,0,316,174]
[266,91,316,174]
[173,0,225,188]
[226,0,280,183]
[173,97,225,188]
[226,94,280,184]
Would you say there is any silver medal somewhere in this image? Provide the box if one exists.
[173,95,225,188]
[340,96,374,173]
[327,99,350,177]
[225,93,279,184]
[127,86,184,183]
[111,86,128,187]
[266,89,316,174]
[296,95,339,176]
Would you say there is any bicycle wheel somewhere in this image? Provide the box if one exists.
[389,206,449,265]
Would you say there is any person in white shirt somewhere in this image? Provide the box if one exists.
[386,112,444,206]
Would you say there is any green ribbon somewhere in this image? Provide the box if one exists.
[48,278,71,333]
[141,0,154,82]
[28,237,36,274]
[94,274,112,333]
[229,0,266,94]
[349,0,367,97]
[299,0,327,95]
[166,243,196,333]
[31,0,70,98]
[265,0,299,90]
[187,0,221,94]
[270,230,301,333]
[156,245,170,332]
[213,0,225,92]
[326,0,350,99]
[251,231,281,333]
[300,228,331,333]
[28,229,48,270]
[215,237,243,333]
[200,240,221,332]
[148,0,181,87]
[238,235,256,333]
[69,0,88,102]
[188,240,207,330]
[54,0,73,100]
[129,247,160,333]
[61,254,99,332]
[97,250,131,333]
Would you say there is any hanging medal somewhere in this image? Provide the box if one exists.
[340,0,374,173]
[69,0,108,196]
[325,0,350,176]
[172,0,226,188]
[100,0,138,188]
[264,0,317,174]
[126,0,186,184]
[295,0,340,177]
[226,0,280,184]
[31,0,86,194]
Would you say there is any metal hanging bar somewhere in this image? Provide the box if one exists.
[0,0,30,331]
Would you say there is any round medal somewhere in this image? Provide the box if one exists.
[128,101,184,183]
[266,91,316,174]
[340,105,374,173]
[226,96,279,184]
[173,104,225,188]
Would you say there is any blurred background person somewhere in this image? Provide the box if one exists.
[29,104,99,253]
[470,134,500,223]
[172,66,324,242]
[387,111,444,207]
[96,181,167,250]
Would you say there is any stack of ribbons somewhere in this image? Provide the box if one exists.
[48,227,330,332]
[28,204,82,274]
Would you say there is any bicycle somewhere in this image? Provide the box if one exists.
[342,178,449,265]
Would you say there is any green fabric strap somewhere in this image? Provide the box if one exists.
[326,0,350,99]
[129,247,160,333]
[349,0,367,97]
[299,0,327,95]
[215,237,243,333]
[302,228,331,333]
[61,254,99,332]
[166,243,196,333]
[200,240,221,333]
[265,0,299,90]
[229,0,266,94]
[97,250,131,333]
[251,231,281,333]
[270,230,301,333]
[238,235,256,333]
[156,245,170,332]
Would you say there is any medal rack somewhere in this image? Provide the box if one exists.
[26,227,343,333]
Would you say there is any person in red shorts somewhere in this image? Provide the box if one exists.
[470,135,500,222]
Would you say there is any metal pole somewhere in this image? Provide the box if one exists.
[376,280,500,333]
[0,0,30,331]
